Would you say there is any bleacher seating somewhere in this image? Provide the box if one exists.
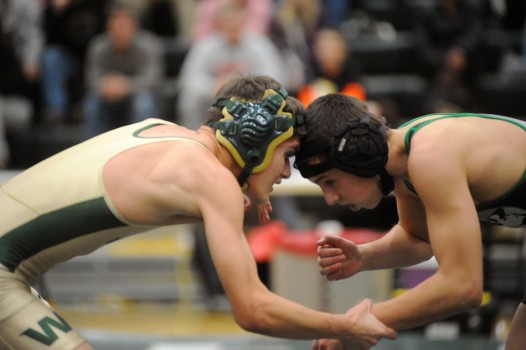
[352,31,419,74]
[348,26,525,119]
[476,29,525,118]
[350,30,429,117]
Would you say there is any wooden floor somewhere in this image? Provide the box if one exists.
[57,300,245,338]
[56,298,314,350]
[54,298,504,350]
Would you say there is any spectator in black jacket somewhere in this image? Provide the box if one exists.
[413,0,484,112]
[41,0,110,124]
[0,0,43,168]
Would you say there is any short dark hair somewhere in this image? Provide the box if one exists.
[205,75,306,137]
[300,93,386,148]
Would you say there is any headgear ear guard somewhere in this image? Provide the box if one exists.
[208,88,304,187]
[294,113,394,195]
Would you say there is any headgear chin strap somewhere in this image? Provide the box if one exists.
[295,113,394,195]
[208,88,304,187]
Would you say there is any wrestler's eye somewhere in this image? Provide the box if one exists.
[323,179,336,187]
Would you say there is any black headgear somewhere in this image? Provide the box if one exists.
[208,88,304,187]
[294,113,394,195]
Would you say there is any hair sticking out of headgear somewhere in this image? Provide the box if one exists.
[209,88,304,187]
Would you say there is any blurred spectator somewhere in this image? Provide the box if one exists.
[269,0,338,94]
[141,0,179,38]
[0,0,43,168]
[413,0,484,112]
[298,27,365,106]
[83,3,164,137]
[41,0,109,124]
[269,0,325,75]
[177,0,287,130]
[192,0,273,41]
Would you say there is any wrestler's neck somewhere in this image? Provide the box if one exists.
[385,128,409,179]
[195,125,243,178]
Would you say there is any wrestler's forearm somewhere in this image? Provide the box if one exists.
[361,224,433,271]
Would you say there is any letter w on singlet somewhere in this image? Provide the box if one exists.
[21,312,72,345]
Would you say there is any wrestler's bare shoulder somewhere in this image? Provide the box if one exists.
[398,115,525,158]
[105,123,220,177]
[398,115,526,203]
[101,123,238,224]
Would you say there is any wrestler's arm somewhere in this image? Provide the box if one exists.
[360,196,433,271]
[370,139,484,330]
[317,190,433,280]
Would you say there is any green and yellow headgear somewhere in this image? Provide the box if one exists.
[208,88,304,187]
